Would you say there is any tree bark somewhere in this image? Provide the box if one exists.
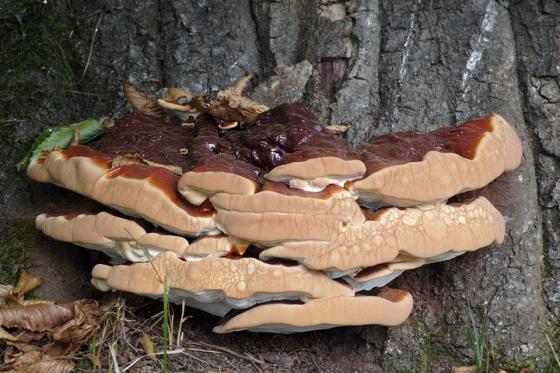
[0,0,558,370]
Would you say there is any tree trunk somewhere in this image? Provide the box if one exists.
[1,0,558,370]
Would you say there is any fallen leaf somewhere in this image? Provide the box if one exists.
[12,271,44,300]
[51,300,99,345]
[136,334,156,362]
[13,330,45,343]
[0,285,14,305]
[0,326,18,342]
[17,300,55,307]
[123,81,163,117]
[8,351,75,373]
[0,303,73,332]
[5,339,41,354]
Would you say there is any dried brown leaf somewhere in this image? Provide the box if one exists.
[0,285,14,305]
[13,330,45,343]
[9,351,75,373]
[46,299,100,356]
[0,303,73,332]
[136,333,156,362]
[216,75,269,124]
[123,81,163,117]
[5,339,41,354]
[0,326,18,342]
[17,300,55,307]
[12,271,44,300]
[51,300,98,345]
[43,341,76,357]
[187,75,268,125]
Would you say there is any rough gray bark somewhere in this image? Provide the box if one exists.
[1,0,558,371]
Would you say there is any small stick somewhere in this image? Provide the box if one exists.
[109,342,121,373]
[546,334,560,368]
[177,299,186,346]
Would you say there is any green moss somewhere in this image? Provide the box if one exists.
[0,218,35,284]
[0,0,75,79]
[542,257,553,279]
[386,308,557,373]
[0,121,20,169]
[459,311,559,372]
[0,0,78,121]
[415,320,457,373]
[541,316,560,373]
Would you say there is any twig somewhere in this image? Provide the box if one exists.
[122,348,185,372]
[546,334,560,368]
[64,90,100,96]
[186,347,222,354]
[79,12,104,83]
[109,342,121,373]
[169,309,174,348]
[148,312,164,330]
[178,351,216,369]
[1,119,26,122]
[162,277,170,373]
[189,341,265,365]
[123,228,163,283]
[177,299,187,346]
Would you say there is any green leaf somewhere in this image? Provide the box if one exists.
[16,119,104,171]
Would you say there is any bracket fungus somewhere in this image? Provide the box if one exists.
[25,76,523,333]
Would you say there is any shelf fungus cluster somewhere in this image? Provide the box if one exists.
[26,77,522,334]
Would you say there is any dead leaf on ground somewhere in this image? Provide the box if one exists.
[136,333,156,362]
[12,271,44,301]
[0,285,14,305]
[0,326,18,342]
[0,271,44,306]
[49,300,100,355]
[12,330,44,343]
[0,275,104,371]
[7,351,75,373]
[0,303,74,332]
[16,299,54,307]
